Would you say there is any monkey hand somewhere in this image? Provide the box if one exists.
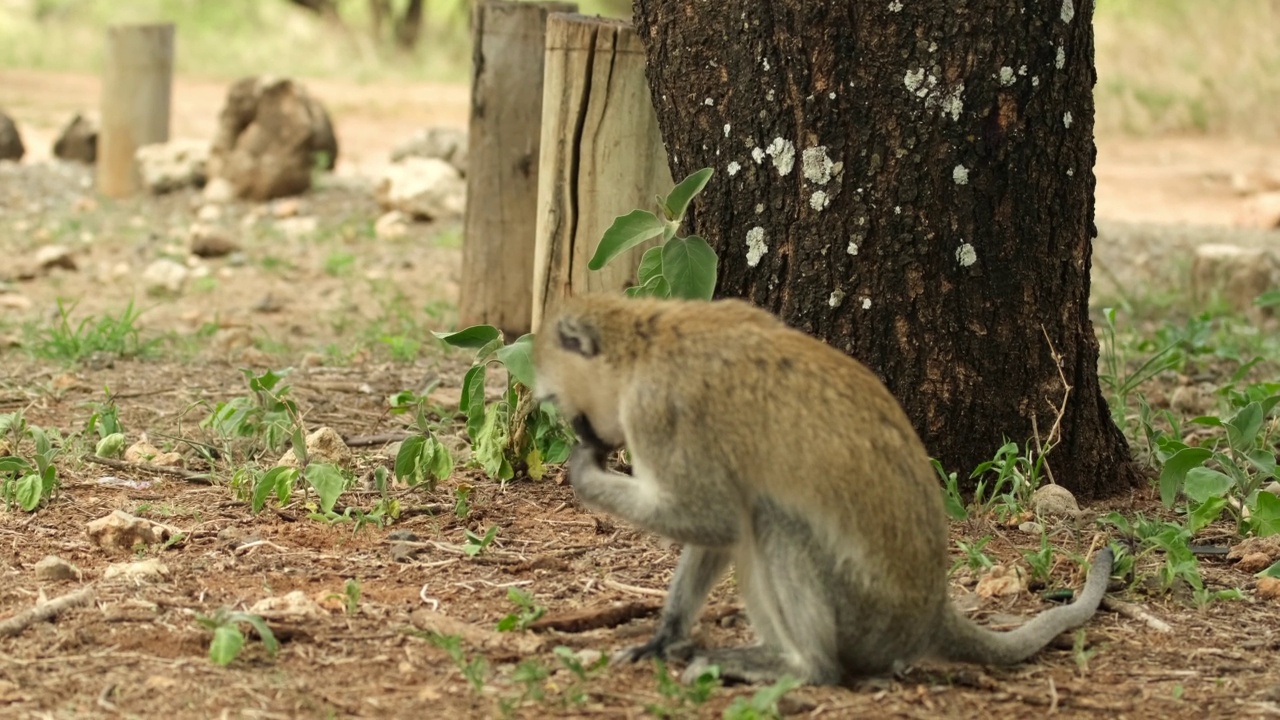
[611,633,694,665]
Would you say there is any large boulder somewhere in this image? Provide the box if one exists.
[0,109,24,161]
[53,113,98,163]
[206,77,339,201]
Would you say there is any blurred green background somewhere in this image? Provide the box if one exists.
[1,0,1277,139]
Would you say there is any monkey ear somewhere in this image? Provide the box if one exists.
[557,317,600,358]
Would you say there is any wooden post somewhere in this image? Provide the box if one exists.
[531,15,674,330]
[461,1,576,338]
[97,23,175,198]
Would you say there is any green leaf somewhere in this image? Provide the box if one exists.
[424,437,455,484]
[460,365,487,441]
[1226,402,1263,452]
[662,167,714,222]
[626,273,670,299]
[433,325,502,350]
[16,473,42,512]
[661,235,718,300]
[495,334,536,389]
[1254,289,1280,308]
[1257,560,1280,578]
[1187,496,1227,534]
[209,625,245,666]
[394,435,427,485]
[588,210,667,271]
[635,245,664,286]
[304,463,345,514]
[1247,450,1277,479]
[1183,467,1234,504]
[0,457,30,474]
[253,467,296,513]
[232,613,280,656]
[1249,491,1280,537]
[1158,447,1212,507]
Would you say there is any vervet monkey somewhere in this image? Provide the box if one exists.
[533,294,1113,686]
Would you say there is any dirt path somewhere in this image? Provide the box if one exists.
[4,69,1280,226]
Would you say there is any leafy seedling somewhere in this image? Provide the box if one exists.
[496,587,546,632]
[196,609,279,667]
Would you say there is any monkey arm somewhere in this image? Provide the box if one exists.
[615,544,731,663]
[568,445,739,547]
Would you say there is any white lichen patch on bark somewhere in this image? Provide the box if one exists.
[704,97,715,106]
[755,203,764,214]
[1063,111,1073,128]
[802,146,835,185]
[765,137,796,176]
[861,297,872,310]
[889,0,903,11]
[847,240,859,255]
[727,161,741,176]
[1060,0,1074,23]
[1067,168,1075,177]
[1056,46,1066,69]
[746,226,768,267]
[956,242,977,267]
[828,289,845,308]
[953,165,969,185]
[751,147,766,164]
[809,190,830,211]
[723,123,731,137]
[904,68,926,94]
[999,67,1016,86]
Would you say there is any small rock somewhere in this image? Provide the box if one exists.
[1236,192,1280,229]
[390,127,468,176]
[34,555,81,581]
[203,177,235,203]
[1228,535,1280,564]
[1263,481,1280,498]
[374,210,410,240]
[250,590,324,620]
[135,139,210,193]
[390,543,422,563]
[1169,384,1204,414]
[276,215,318,240]
[104,558,170,583]
[196,204,223,222]
[1031,484,1079,518]
[1238,552,1273,574]
[123,436,184,467]
[141,258,190,296]
[0,109,25,161]
[276,426,352,469]
[1018,521,1043,535]
[976,564,1027,599]
[34,245,76,271]
[86,510,171,550]
[375,158,466,220]
[188,223,239,258]
[53,113,97,163]
[272,198,302,218]
[1258,577,1280,601]
[0,293,33,310]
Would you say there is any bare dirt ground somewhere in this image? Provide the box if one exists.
[2,70,1280,719]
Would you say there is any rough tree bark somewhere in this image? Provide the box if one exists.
[634,0,1140,499]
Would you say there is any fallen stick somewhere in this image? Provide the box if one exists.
[0,587,96,637]
[528,602,660,633]
[1101,596,1173,633]
[84,455,213,485]
[343,432,414,447]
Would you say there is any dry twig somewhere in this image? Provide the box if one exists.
[1101,596,1173,633]
[0,586,96,637]
[83,455,213,485]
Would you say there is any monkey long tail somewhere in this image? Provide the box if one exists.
[934,546,1114,666]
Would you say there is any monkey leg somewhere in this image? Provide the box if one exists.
[682,502,843,686]
[615,545,731,664]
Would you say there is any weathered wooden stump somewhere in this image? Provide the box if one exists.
[460,1,576,338]
[97,23,174,198]
[531,14,674,330]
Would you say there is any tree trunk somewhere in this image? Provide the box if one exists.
[634,0,1140,499]
[395,0,424,50]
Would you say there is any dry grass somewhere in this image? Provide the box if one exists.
[1095,0,1280,139]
